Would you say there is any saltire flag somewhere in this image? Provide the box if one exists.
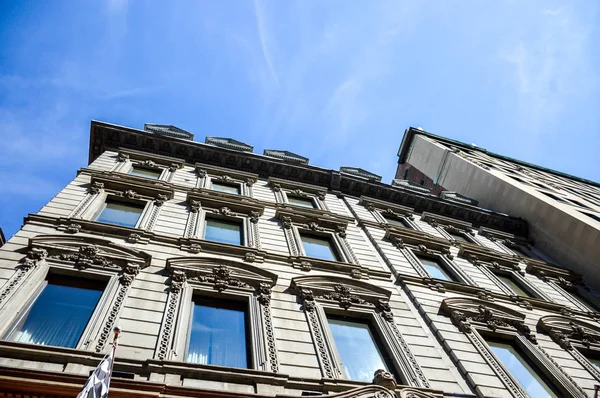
[77,348,114,398]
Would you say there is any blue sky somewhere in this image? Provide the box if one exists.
[1,0,599,239]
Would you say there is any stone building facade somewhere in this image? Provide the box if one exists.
[396,127,600,290]
[0,121,598,397]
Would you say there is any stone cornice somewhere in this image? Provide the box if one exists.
[458,243,520,270]
[86,170,175,200]
[384,227,452,254]
[118,147,185,169]
[89,121,528,236]
[186,188,265,216]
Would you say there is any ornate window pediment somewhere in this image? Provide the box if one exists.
[538,315,600,350]
[268,177,327,200]
[440,297,535,341]
[421,212,473,231]
[186,189,264,216]
[90,173,174,201]
[384,228,451,255]
[195,163,259,193]
[459,244,520,272]
[359,196,415,220]
[117,148,185,170]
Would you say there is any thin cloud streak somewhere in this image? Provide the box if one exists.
[253,0,280,86]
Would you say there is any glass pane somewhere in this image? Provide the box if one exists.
[448,232,469,243]
[187,300,248,368]
[328,318,389,382]
[288,196,315,208]
[418,256,453,281]
[8,280,103,348]
[205,219,242,245]
[301,235,338,261]
[497,275,531,297]
[212,182,240,195]
[487,340,558,398]
[129,167,161,179]
[384,216,409,229]
[96,200,144,228]
[588,357,600,372]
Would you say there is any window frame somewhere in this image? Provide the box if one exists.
[285,193,317,209]
[210,180,242,195]
[158,258,279,373]
[299,232,342,262]
[196,164,257,198]
[93,198,146,229]
[269,177,328,211]
[128,164,165,180]
[202,215,245,246]
[413,253,457,282]
[489,269,539,299]
[0,237,147,353]
[113,149,184,183]
[291,276,430,388]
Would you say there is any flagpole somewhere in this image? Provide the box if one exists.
[107,326,121,395]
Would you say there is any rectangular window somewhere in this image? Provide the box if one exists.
[212,182,241,195]
[129,166,162,179]
[187,297,249,368]
[204,218,243,245]
[288,196,315,208]
[327,316,392,382]
[96,200,144,228]
[300,234,340,261]
[496,274,531,297]
[6,275,104,348]
[486,339,558,398]
[447,231,470,244]
[384,216,410,229]
[417,256,454,281]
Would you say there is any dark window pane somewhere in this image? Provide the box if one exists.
[384,216,409,229]
[129,166,161,179]
[487,340,558,398]
[187,300,248,368]
[301,235,338,261]
[448,232,470,243]
[212,182,241,195]
[588,357,600,372]
[288,196,315,208]
[205,219,242,245]
[7,277,103,348]
[496,275,531,297]
[328,317,389,382]
[96,200,144,228]
[418,256,453,281]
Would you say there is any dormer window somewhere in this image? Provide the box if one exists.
[129,166,162,180]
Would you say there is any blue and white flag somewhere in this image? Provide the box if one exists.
[77,348,114,398]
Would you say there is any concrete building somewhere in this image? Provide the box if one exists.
[0,121,599,398]
[396,127,600,290]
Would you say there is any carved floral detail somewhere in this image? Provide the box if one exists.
[307,222,323,231]
[298,288,316,311]
[90,182,104,194]
[377,300,394,322]
[249,211,260,223]
[170,270,187,293]
[155,194,168,206]
[281,216,292,229]
[319,284,367,309]
[299,261,312,272]
[372,369,397,391]
[20,248,48,270]
[190,200,201,213]
[257,282,272,305]
[191,265,250,292]
[49,245,117,270]
[244,252,256,262]
[65,223,82,234]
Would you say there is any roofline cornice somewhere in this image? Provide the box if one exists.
[89,120,528,236]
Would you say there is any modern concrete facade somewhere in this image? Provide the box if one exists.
[0,121,599,397]
[396,127,600,290]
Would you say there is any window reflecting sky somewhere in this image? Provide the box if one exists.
[96,200,143,228]
[212,182,241,195]
[418,257,453,281]
[205,219,242,245]
[301,235,337,261]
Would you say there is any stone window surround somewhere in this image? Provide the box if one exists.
[385,228,475,290]
[196,163,258,197]
[528,262,599,314]
[268,177,328,211]
[184,191,263,249]
[420,212,481,246]
[157,257,279,374]
[359,197,420,231]
[276,209,359,268]
[0,236,148,354]
[291,276,430,389]
[113,148,185,183]
[441,298,588,398]
[538,315,600,383]
[69,174,173,233]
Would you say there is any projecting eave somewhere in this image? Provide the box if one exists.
[397,126,600,188]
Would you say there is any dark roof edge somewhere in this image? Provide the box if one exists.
[397,127,600,188]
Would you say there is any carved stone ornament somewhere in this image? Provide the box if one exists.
[365,202,376,212]
[317,191,326,200]
[155,194,168,206]
[257,282,272,305]
[170,270,187,293]
[126,233,141,243]
[307,222,323,231]
[216,174,234,183]
[477,291,495,301]
[441,247,454,260]
[244,252,256,262]
[319,284,368,309]
[190,200,201,213]
[245,177,255,187]
[299,261,312,272]
[49,245,117,270]
[350,269,363,279]
[190,265,251,292]
[122,189,140,199]
[168,163,179,172]
[281,216,292,229]
[197,169,207,178]
[372,369,397,391]
[218,206,233,216]
[117,153,129,162]
[417,244,428,253]
[336,225,347,238]
[65,223,82,234]
[140,159,157,168]
[292,188,308,197]
[20,248,48,270]
[119,263,140,286]
[298,288,316,311]
[271,182,282,192]
[89,181,104,194]
[188,243,201,254]
[249,211,260,224]
[391,237,405,249]
[377,299,394,322]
